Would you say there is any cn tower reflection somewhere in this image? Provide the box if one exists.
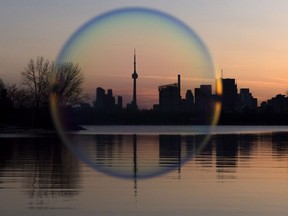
[68,134,197,176]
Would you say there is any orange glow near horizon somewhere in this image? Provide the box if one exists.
[2,2,288,108]
[57,8,216,109]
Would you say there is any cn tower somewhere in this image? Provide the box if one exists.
[131,49,138,109]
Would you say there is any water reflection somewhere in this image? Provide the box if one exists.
[0,136,80,209]
[68,134,196,179]
[159,135,181,168]
[215,135,238,179]
[67,132,288,181]
[1,132,288,212]
[272,133,288,157]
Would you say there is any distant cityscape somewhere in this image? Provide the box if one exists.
[79,51,288,116]
[1,51,288,126]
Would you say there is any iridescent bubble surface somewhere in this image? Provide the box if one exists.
[51,7,221,179]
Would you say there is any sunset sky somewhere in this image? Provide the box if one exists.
[1,0,288,108]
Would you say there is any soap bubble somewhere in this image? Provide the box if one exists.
[51,7,221,179]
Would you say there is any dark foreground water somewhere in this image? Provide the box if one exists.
[1,126,288,216]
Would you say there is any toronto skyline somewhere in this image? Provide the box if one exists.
[2,2,288,215]
[1,1,288,108]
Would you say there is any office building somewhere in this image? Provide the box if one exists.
[194,85,212,113]
[217,78,238,112]
[158,75,181,112]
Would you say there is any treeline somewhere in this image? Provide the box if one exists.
[71,107,211,125]
[0,57,86,129]
[71,106,288,126]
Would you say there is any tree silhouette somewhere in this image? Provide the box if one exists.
[21,57,86,108]
[0,84,13,121]
[0,79,4,90]
[0,79,13,109]
[21,57,50,109]
[50,62,85,107]
[6,84,31,108]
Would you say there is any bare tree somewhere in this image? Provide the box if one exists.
[21,57,50,108]
[50,62,85,106]
[6,84,31,108]
[0,78,4,90]
[0,79,13,111]
[22,57,86,109]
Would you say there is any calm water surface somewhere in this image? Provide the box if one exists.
[1,126,288,216]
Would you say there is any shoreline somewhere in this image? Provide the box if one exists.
[1,124,288,136]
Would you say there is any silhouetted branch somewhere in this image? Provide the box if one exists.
[50,62,85,107]
[21,57,50,109]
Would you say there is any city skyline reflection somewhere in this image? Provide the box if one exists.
[1,131,288,211]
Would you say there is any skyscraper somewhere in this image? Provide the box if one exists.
[217,78,238,112]
[238,88,257,111]
[131,49,138,109]
[94,87,120,112]
[158,75,181,112]
[194,85,212,113]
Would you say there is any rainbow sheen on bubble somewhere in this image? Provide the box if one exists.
[51,7,222,179]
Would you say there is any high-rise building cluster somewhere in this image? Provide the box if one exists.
[153,75,259,114]
[260,94,288,114]
[218,78,258,113]
[90,51,288,115]
[94,87,122,112]
[153,75,215,113]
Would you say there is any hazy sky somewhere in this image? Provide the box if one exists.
[1,0,288,108]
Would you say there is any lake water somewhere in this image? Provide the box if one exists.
[1,126,288,216]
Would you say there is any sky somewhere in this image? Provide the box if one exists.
[1,0,288,108]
